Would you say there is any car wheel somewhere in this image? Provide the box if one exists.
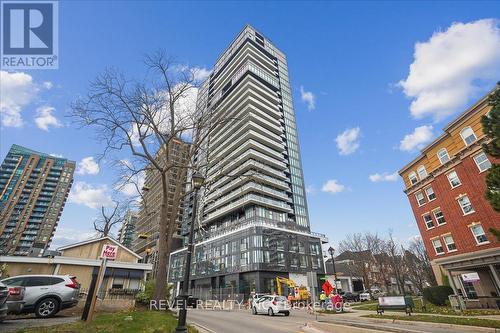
[35,297,59,318]
[268,308,274,316]
[252,306,257,315]
[284,311,290,316]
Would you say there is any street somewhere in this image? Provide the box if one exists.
[1,315,80,332]
[188,308,494,333]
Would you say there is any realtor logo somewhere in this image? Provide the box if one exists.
[1,0,58,69]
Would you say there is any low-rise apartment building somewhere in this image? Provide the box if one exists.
[399,88,500,307]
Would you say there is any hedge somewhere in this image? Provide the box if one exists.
[423,286,454,306]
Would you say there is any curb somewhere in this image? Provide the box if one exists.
[360,316,499,332]
[191,322,217,333]
[301,323,325,333]
[317,316,499,333]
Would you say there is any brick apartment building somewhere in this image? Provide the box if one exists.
[399,88,500,307]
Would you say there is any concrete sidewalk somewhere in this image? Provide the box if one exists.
[310,309,498,333]
[349,307,500,320]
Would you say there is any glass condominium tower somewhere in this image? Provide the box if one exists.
[169,25,327,300]
[0,145,75,256]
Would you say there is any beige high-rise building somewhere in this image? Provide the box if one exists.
[133,139,190,276]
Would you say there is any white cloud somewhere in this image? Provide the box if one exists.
[335,127,361,155]
[408,234,422,242]
[192,67,212,82]
[0,71,52,127]
[128,84,199,145]
[300,85,316,111]
[399,19,500,121]
[369,172,399,182]
[321,179,346,194]
[68,181,113,209]
[399,125,434,152]
[117,172,145,197]
[76,157,100,175]
[51,227,97,249]
[34,105,62,131]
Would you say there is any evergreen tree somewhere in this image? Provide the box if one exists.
[481,83,500,212]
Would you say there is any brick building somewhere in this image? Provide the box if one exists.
[399,88,500,307]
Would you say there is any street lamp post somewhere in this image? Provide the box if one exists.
[328,246,337,293]
[176,172,204,333]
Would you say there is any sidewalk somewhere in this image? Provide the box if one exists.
[349,307,500,320]
[308,308,499,333]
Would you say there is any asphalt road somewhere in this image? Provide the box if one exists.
[1,314,80,332]
[189,308,310,333]
[188,308,492,333]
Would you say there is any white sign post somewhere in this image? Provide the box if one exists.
[86,244,118,321]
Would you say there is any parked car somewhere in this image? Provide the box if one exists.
[341,291,360,302]
[359,288,386,301]
[0,282,8,322]
[252,295,290,316]
[5,284,25,314]
[1,275,80,318]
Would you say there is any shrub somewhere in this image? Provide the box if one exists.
[135,280,173,305]
[423,286,454,306]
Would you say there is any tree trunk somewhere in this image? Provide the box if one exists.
[152,172,170,302]
[152,166,186,302]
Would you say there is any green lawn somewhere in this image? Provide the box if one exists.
[364,314,500,329]
[351,298,500,316]
[16,310,199,333]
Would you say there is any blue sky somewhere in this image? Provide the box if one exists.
[1,1,500,249]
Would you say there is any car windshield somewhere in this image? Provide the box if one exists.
[275,296,287,301]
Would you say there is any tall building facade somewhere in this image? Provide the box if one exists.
[169,25,327,300]
[0,145,75,256]
[118,210,138,249]
[399,88,500,305]
[133,139,190,276]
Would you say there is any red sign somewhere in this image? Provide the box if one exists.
[322,280,333,295]
[100,244,118,260]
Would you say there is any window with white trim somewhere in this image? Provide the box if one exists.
[423,214,434,229]
[460,127,477,146]
[425,186,436,201]
[470,224,488,244]
[446,171,461,188]
[443,235,456,252]
[417,165,427,179]
[415,192,426,206]
[409,172,418,185]
[437,148,450,165]
[433,209,446,225]
[473,152,492,172]
[431,239,445,255]
[458,195,474,215]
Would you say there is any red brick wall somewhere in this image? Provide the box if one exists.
[407,153,500,261]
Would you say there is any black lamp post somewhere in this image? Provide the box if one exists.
[176,171,204,333]
[328,246,337,292]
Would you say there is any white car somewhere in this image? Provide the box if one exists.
[252,295,290,316]
[1,275,80,318]
[359,289,386,301]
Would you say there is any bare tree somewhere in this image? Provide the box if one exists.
[93,201,126,238]
[338,233,378,295]
[384,232,406,294]
[72,51,211,301]
[405,237,436,293]
[71,50,243,302]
